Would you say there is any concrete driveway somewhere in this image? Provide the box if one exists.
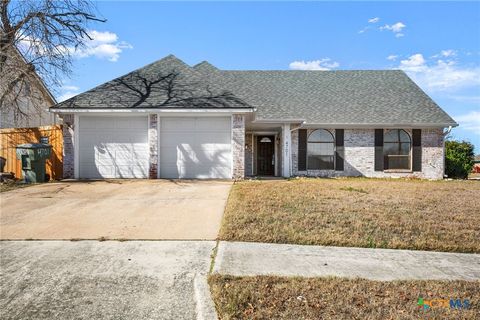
[0,241,217,320]
[0,179,232,240]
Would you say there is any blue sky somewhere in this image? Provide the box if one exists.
[59,1,480,151]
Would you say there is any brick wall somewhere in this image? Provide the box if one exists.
[59,114,75,179]
[148,114,158,179]
[245,133,254,176]
[232,114,245,179]
[291,127,445,179]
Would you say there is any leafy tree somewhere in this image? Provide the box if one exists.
[445,140,475,179]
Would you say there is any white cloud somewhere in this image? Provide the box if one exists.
[381,22,406,33]
[433,49,457,58]
[441,49,457,57]
[380,22,406,37]
[359,20,406,37]
[454,111,480,135]
[399,53,426,71]
[387,55,398,61]
[358,27,369,34]
[17,30,132,62]
[72,30,132,62]
[398,53,480,91]
[61,85,79,91]
[289,59,340,71]
[58,85,80,102]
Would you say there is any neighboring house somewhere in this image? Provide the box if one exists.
[50,55,457,180]
[0,47,57,129]
[473,155,480,174]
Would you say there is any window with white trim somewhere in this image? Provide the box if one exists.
[383,129,411,170]
[307,129,335,170]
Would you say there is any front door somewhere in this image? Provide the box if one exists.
[256,135,275,176]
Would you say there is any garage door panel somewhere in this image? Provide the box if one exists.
[195,132,231,144]
[161,133,195,147]
[160,117,232,179]
[81,165,114,179]
[195,118,231,131]
[116,165,147,178]
[79,118,115,130]
[78,116,148,179]
[162,118,195,131]
[184,166,231,179]
[114,117,146,129]
[160,148,231,164]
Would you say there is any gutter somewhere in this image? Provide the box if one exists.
[251,120,458,128]
[49,107,255,114]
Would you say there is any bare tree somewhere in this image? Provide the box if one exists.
[0,0,105,122]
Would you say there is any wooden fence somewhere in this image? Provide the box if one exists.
[0,125,63,180]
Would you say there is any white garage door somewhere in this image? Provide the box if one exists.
[78,116,149,179]
[160,117,232,179]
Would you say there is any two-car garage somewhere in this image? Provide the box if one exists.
[77,115,232,179]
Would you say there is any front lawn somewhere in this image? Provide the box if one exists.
[219,178,480,253]
[209,275,479,320]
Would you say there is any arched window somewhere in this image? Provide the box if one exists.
[307,129,335,170]
[384,129,411,170]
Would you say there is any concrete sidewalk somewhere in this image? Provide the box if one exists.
[1,241,218,320]
[213,241,480,281]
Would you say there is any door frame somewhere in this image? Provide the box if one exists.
[251,132,278,176]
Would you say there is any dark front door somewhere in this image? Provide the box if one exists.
[256,136,275,176]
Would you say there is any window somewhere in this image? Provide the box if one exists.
[307,129,334,170]
[383,129,411,170]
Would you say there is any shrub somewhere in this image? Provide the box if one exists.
[445,140,475,179]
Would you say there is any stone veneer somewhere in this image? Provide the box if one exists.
[60,114,75,179]
[232,114,245,179]
[245,133,254,176]
[291,126,445,180]
[148,114,158,179]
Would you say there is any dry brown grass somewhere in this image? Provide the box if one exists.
[219,178,480,253]
[0,181,30,193]
[209,275,479,320]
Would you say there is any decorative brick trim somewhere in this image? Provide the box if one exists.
[232,114,245,179]
[60,114,75,179]
[148,114,158,179]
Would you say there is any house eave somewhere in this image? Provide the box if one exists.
[49,107,255,114]
[252,119,458,128]
[300,122,459,129]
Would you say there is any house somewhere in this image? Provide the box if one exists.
[50,55,457,180]
[0,47,58,128]
[473,155,480,174]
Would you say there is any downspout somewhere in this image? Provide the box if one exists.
[290,121,306,132]
[443,126,452,178]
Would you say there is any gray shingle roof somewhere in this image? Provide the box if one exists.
[52,55,250,110]
[52,54,457,127]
